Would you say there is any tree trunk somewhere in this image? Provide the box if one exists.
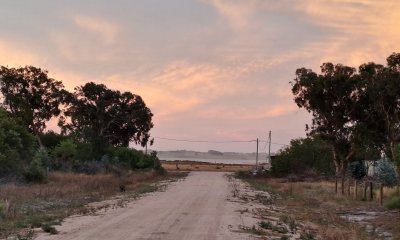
[332,146,355,177]
[35,133,45,150]
[332,145,341,176]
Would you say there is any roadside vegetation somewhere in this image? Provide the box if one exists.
[237,172,400,239]
[0,171,187,238]
[238,53,400,239]
[269,52,400,209]
[0,65,177,238]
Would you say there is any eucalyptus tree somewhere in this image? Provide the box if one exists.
[0,66,67,147]
[60,82,153,154]
[357,53,400,170]
[291,63,360,176]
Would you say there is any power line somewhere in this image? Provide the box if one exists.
[153,136,288,146]
[153,136,256,143]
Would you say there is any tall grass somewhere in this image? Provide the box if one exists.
[0,171,178,238]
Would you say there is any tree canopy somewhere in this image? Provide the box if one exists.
[59,82,153,152]
[0,107,35,175]
[291,53,400,175]
[291,63,359,175]
[0,66,67,139]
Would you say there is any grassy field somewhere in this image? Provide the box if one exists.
[238,173,400,240]
[161,160,254,172]
[0,170,187,239]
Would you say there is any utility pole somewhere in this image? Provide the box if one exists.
[256,138,259,169]
[267,130,271,165]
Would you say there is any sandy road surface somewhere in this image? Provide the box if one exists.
[37,172,255,240]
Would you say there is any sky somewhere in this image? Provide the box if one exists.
[1,0,399,153]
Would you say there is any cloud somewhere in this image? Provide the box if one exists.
[206,0,257,30]
[196,103,298,120]
[206,0,400,66]
[95,57,296,122]
[0,40,38,67]
[50,15,120,63]
[73,15,119,44]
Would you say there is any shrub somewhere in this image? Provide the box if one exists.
[108,147,142,169]
[0,108,35,176]
[24,150,48,183]
[0,200,4,218]
[375,159,398,186]
[75,142,94,162]
[41,223,58,234]
[271,137,334,177]
[384,193,400,210]
[106,147,159,170]
[39,131,69,149]
[347,160,367,180]
[51,139,78,170]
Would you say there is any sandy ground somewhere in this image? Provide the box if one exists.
[36,172,259,240]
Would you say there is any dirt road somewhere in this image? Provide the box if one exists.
[37,172,257,240]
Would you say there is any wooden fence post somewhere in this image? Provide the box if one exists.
[363,182,367,200]
[347,180,351,196]
[341,177,345,195]
[335,178,338,194]
[370,182,373,201]
[355,180,358,199]
[380,184,384,206]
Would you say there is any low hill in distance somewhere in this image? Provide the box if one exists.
[156,150,273,161]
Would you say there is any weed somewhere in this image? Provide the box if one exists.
[384,192,400,209]
[258,220,273,229]
[28,214,54,228]
[255,193,273,205]
[0,200,4,218]
[280,215,297,231]
[273,225,288,234]
[280,235,289,240]
[238,208,248,214]
[134,184,159,194]
[300,231,315,240]
[41,223,58,234]
[16,229,34,240]
[250,225,267,235]
[230,177,240,197]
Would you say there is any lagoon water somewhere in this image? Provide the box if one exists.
[160,157,261,165]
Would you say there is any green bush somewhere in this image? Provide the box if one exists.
[375,159,399,186]
[41,223,58,234]
[0,200,4,218]
[108,147,142,168]
[384,193,400,210]
[51,139,77,170]
[75,142,94,162]
[24,150,48,183]
[106,147,159,170]
[271,137,334,177]
[39,131,69,149]
[347,161,367,180]
[0,108,35,176]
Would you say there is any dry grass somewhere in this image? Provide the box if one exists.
[240,176,399,240]
[161,160,254,172]
[0,170,186,238]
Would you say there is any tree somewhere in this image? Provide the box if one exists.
[291,63,359,176]
[357,54,400,163]
[60,82,153,154]
[0,66,67,146]
[0,107,35,176]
